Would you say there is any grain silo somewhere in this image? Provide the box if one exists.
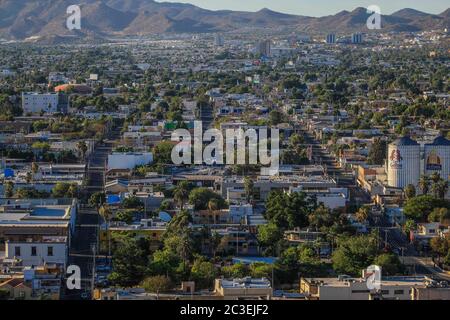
[387,136,420,188]
[424,136,450,181]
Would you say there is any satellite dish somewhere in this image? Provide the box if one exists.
[159,211,172,222]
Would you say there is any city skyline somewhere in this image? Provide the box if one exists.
[157,0,449,16]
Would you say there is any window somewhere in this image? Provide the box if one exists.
[15,246,21,256]
[381,290,389,295]
[31,246,37,256]
[47,246,53,256]
[394,290,404,295]
[351,290,370,293]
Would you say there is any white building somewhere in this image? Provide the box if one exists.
[22,92,68,114]
[5,236,68,267]
[107,152,153,170]
[387,137,420,188]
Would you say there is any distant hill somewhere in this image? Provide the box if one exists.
[0,0,448,41]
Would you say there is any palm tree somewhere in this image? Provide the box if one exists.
[173,181,190,210]
[76,141,88,162]
[31,162,39,182]
[243,177,254,203]
[418,175,430,195]
[207,199,220,225]
[356,206,370,223]
[430,172,441,184]
[431,179,449,199]
[99,205,113,261]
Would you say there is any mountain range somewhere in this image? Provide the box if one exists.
[0,0,448,42]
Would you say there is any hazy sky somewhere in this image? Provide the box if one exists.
[157,0,449,16]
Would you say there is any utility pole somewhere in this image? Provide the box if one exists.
[91,243,96,297]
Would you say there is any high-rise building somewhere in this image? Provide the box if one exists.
[351,33,363,44]
[387,137,420,188]
[424,136,450,181]
[256,40,271,57]
[214,34,224,46]
[326,34,336,44]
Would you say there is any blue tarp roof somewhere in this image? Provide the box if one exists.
[107,194,121,204]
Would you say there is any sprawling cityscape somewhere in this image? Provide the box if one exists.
[0,0,449,308]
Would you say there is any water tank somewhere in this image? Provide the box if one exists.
[424,136,450,181]
[387,137,420,188]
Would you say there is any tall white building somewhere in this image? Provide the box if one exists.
[22,92,68,114]
[387,137,420,188]
[424,136,450,181]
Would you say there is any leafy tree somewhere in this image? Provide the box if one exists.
[188,188,226,210]
[269,110,283,125]
[430,237,450,264]
[190,257,217,289]
[116,210,134,224]
[332,233,378,276]
[418,175,431,195]
[243,177,254,203]
[404,195,450,221]
[149,248,181,277]
[76,141,88,160]
[367,138,387,165]
[152,141,174,165]
[89,192,106,209]
[4,181,14,198]
[373,253,403,276]
[265,191,316,230]
[356,206,370,223]
[404,184,416,200]
[52,182,78,198]
[108,238,149,287]
[141,276,172,299]
[428,208,450,223]
[221,263,249,279]
[122,196,143,209]
[257,222,283,247]
[249,263,272,279]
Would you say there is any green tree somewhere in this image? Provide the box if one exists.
[141,276,172,299]
[243,177,254,203]
[76,141,88,161]
[332,234,378,276]
[404,195,450,221]
[373,253,403,276]
[418,175,431,195]
[89,192,106,209]
[188,188,226,210]
[430,237,449,264]
[404,184,416,200]
[355,206,370,223]
[4,181,14,198]
[367,138,387,165]
[190,257,217,289]
[173,181,190,210]
[257,222,283,247]
[108,238,148,287]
